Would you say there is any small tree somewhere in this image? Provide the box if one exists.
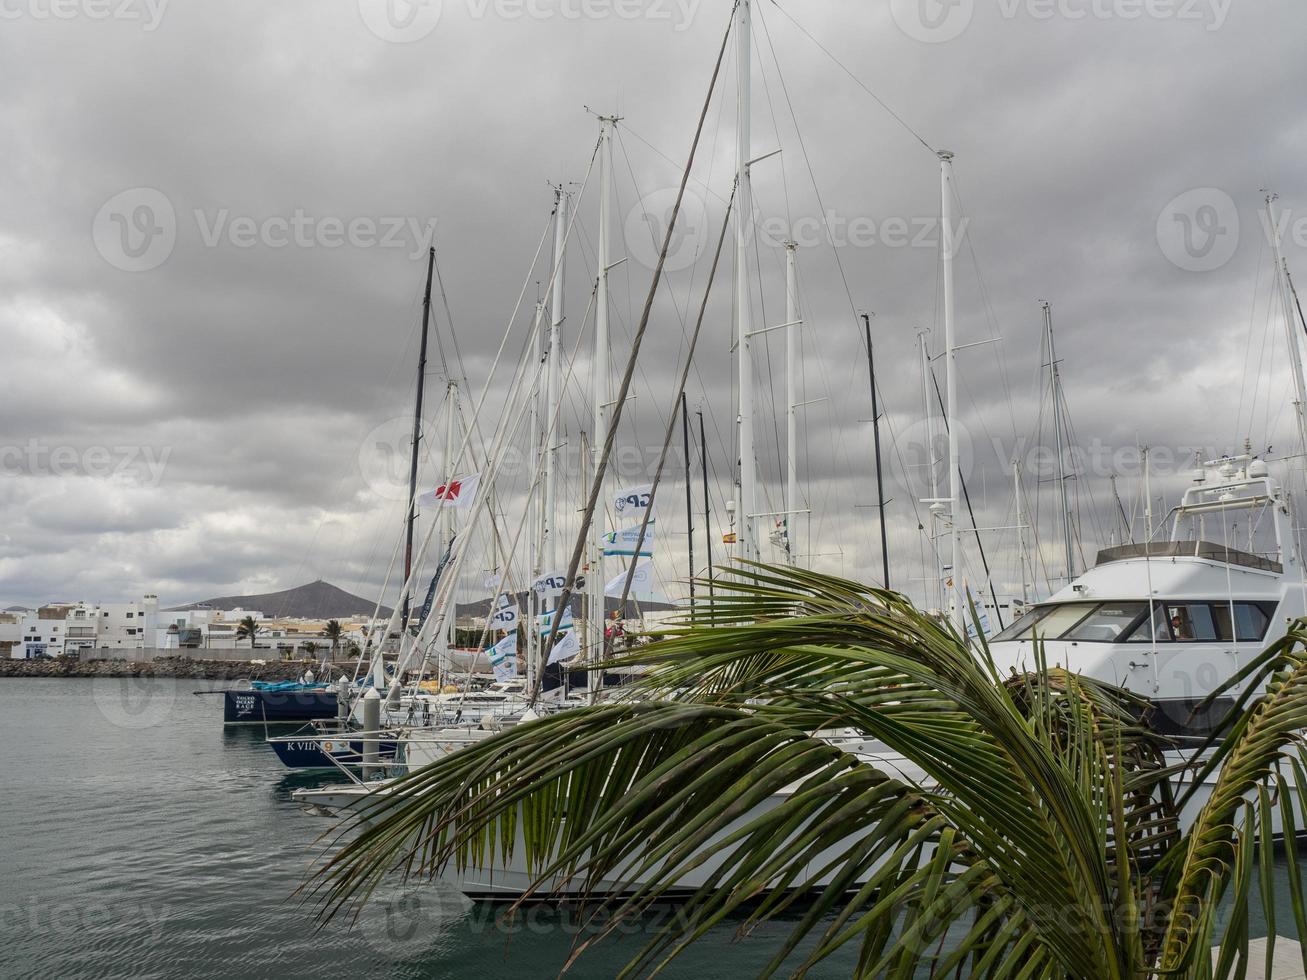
[324,620,343,659]
[302,641,319,658]
[235,615,261,649]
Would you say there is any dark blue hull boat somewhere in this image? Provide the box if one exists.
[223,687,338,725]
[269,729,400,769]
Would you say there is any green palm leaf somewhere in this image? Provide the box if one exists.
[308,563,1307,979]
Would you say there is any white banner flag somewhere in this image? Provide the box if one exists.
[613,484,654,522]
[605,559,653,597]
[532,570,584,597]
[603,524,655,557]
[489,593,518,630]
[536,607,575,635]
[488,632,518,680]
[418,472,481,510]
[532,571,564,596]
[546,629,580,665]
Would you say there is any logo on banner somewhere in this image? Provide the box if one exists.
[488,632,518,681]
[532,571,584,596]
[604,559,654,597]
[537,608,575,635]
[613,484,654,520]
[418,472,481,510]
[546,629,581,665]
[603,524,655,557]
[490,594,518,630]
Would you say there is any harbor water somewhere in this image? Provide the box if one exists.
[0,678,860,979]
[0,678,1293,979]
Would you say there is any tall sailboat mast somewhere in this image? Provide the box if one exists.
[699,409,713,598]
[863,313,890,589]
[784,240,799,565]
[919,328,945,612]
[1043,301,1074,583]
[403,245,436,633]
[735,0,757,562]
[683,393,695,603]
[939,150,964,633]
[545,186,567,571]
[590,115,616,697]
[436,379,458,673]
[1015,460,1030,607]
[1267,193,1307,457]
[528,298,545,675]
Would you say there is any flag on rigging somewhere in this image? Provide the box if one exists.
[546,629,580,665]
[488,632,518,681]
[489,593,518,630]
[536,607,575,635]
[602,524,655,557]
[532,570,584,597]
[533,571,564,597]
[613,484,654,522]
[604,559,653,597]
[418,472,481,509]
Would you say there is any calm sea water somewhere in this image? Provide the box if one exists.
[0,678,867,980]
[0,679,1293,980]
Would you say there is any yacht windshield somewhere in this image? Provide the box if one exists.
[989,606,1049,642]
[1063,603,1147,642]
[990,603,1096,642]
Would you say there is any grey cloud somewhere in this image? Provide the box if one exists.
[1,2,1305,609]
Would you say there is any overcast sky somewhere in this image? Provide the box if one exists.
[2,0,1305,611]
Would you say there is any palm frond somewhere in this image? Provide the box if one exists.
[308,563,1307,979]
[1156,629,1307,974]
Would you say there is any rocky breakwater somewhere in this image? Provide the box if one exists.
[0,657,313,681]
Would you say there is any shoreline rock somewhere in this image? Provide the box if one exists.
[0,657,324,681]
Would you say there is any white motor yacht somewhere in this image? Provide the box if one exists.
[986,454,1303,739]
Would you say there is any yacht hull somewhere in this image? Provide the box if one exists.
[223,688,337,724]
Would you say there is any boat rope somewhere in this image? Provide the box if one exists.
[763,0,937,158]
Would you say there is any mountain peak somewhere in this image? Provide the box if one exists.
[168,581,390,620]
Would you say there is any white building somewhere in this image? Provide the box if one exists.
[5,594,348,661]
[19,603,78,658]
[0,613,22,658]
[93,596,154,650]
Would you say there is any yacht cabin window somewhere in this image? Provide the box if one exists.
[990,604,1095,642]
[992,600,1276,644]
[1063,603,1148,642]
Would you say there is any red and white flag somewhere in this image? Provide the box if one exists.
[418,473,481,510]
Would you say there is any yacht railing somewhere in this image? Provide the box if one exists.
[1095,540,1283,574]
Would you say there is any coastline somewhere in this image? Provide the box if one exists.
[0,657,320,681]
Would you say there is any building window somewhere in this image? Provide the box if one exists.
[126,612,134,618]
